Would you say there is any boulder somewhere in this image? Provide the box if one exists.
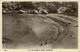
[57,7,73,14]
[17,10,26,13]
[40,10,48,14]
[29,10,38,14]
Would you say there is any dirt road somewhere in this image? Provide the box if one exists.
[2,14,78,49]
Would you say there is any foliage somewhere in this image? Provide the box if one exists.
[2,2,78,16]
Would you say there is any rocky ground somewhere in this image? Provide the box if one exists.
[2,14,78,49]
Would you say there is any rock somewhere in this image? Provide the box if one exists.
[40,10,48,14]
[29,10,38,14]
[3,10,7,14]
[57,7,73,14]
[17,10,26,13]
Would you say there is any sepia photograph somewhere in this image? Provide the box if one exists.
[2,1,78,49]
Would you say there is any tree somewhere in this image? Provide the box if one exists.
[20,2,35,10]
